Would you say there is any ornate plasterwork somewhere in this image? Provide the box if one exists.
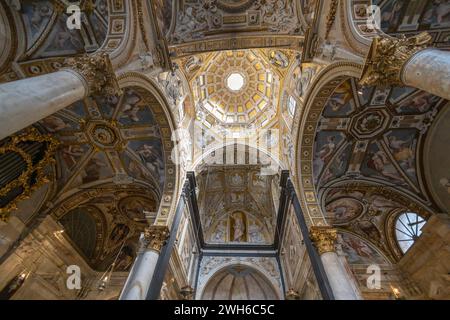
[64,51,121,96]
[0,128,59,221]
[196,256,283,299]
[360,33,432,87]
[143,225,170,252]
[192,50,280,127]
[169,0,303,44]
[309,226,337,255]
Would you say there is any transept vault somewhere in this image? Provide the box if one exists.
[0,0,448,301]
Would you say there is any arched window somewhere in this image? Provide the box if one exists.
[395,212,426,254]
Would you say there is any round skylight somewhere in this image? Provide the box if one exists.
[226,73,245,92]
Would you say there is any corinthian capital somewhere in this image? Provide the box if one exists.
[310,226,337,255]
[63,51,121,96]
[143,225,170,252]
[360,32,432,87]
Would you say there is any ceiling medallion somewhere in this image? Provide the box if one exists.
[226,72,246,92]
[350,109,390,139]
[89,123,119,148]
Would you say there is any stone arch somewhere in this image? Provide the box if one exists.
[293,61,363,226]
[197,262,282,300]
[116,72,181,226]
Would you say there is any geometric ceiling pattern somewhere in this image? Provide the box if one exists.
[192,50,280,127]
[39,87,167,195]
[313,78,446,262]
[375,0,450,49]
[313,78,446,204]
[20,0,108,59]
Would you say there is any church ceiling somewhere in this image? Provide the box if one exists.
[55,185,158,272]
[313,78,446,204]
[156,0,306,57]
[196,166,277,245]
[18,0,108,59]
[37,87,169,196]
[191,49,286,128]
[374,0,450,48]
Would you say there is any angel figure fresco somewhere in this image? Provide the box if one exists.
[41,116,71,132]
[30,2,52,31]
[317,136,337,165]
[135,143,164,175]
[326,198,360,220]
[326,81,353,113]
[423,0,450,25]
[388,136,415,172]
[381,0,404,30]
[367,150,404,182]
[397,91,439,113]
[61,145,85,169]
[120,94,142,122]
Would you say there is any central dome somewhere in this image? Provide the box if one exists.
[192,50,280,127]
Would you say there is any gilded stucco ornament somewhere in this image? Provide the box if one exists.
[309,226,337,255]
[360,32,432,87]
[0,128,59,221]
[143,225,170,252]
[63,51,121,97]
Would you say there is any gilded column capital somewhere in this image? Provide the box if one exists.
[63,51,121,97]
[143,225,170,252]
[310,226,337,255]
[360,32,432,87]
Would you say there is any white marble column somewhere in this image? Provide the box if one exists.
[360,32,450,101]
[310,227,362,300]
[402,49,450,100]
[119,226,170,300]
[0,52,120,140]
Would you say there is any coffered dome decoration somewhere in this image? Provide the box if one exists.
[192,50,280,127]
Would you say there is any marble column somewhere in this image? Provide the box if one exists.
[360,32,450,101]
[119,225,170,300]
[0,52,120,140]
[310,226,361,300]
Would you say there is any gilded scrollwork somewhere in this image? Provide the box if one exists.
[359,32,432,87]
[0,128,59,221]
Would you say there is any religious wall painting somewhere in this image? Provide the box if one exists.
[109,223,130,245]
[20,0,110,59]
[323,80,355,117]
[121,151,153,183]
[313,131,346,183]
[338,232,388,265]
[230,211,247,243]
[128,139,165,189]
[41,16,84,56]
[59,143,91,174]
[389,86,416,105]
[153,0,174,37]
[378,0,450,35]
[370,88,391,106]
[66,100,87,118]
[384,129,419,184]
[40,114,80,133]
[118,196,157,224]
[70,151,114,188]
[325,197,364,225]
[394,91,441,114]
[95,95,120,119]
[320,143,354,185]
[21,0,54,48]
[361,142,406,185]
[118,90,157,126]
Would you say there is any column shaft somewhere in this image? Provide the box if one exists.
[119,246,160,300]
[402,49,450,100]
[320,252,361,300]
[0,51,119,140]
[119,225,170,300]
[0,71,87,140]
